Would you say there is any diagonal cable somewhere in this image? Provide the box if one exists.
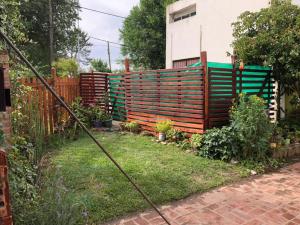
[0,29,171,225]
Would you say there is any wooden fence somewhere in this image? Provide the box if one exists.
[79,52,276,134]
[19,76,80,136]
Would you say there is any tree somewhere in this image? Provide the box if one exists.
[90,59,111,73]
[0,0,26,49]
[0,0,28,49]
[120,0,176,69]
[19,0,91,72]
[232,0,300,107]
[53,58,79,77]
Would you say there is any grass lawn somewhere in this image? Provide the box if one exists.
[42,132,249,224]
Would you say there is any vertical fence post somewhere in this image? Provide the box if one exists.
[124,58,130,120]
[231,55,237,99]
[201,51,209,130]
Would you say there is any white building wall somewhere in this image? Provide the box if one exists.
[166,0,271,68]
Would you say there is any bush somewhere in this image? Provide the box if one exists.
[166,128,186,143]
[63,97,90,139]
[200,126,238,161]
[231,94,273,160]
[190,134,203,150]
[155,120,173,133]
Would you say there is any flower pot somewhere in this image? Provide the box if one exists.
[158,133,166,141]
[93,120,103,128]
[103,119,113,128]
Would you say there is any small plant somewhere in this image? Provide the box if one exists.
[190,134,203,150]
[123,121,140,133]
[200,126,238,161]
[155,120,173,133]
[88,106,104,128]
[155,120,173,141]
[180,139,191,150]
[100,112,113,128]
[65,97,90,139]
[166,128,186,143]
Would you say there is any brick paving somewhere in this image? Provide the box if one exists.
[105,162,300,225]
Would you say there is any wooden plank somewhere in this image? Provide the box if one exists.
[127,108,203,119]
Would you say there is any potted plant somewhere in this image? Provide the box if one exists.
[101,113,113,128]
[90,106,104,128]
[155,120,173,141]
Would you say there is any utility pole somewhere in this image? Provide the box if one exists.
[49,0,54,67]
[107,41,112,71]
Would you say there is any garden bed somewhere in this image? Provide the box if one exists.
[40,132,250,224]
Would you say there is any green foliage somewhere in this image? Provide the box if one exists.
[200,126,238,161]
[241,158,284,174]
[64,97,90,139]
[232,1,300,97]
[11,79,46,163]
[19,0,91,71]
[166,128,186,143]
[88,106,104,122]
[190,134,203,150]
[53,58,79,77]
[179,139,192,150]
[90,59,111,73]
[123,121,140,133]
[121,0,176,69]
[155,120,173,133]
[231,94,273,160]
[8,145,38,225]
[0,0,26,49]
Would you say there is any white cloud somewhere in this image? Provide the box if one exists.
[79,0,140,70]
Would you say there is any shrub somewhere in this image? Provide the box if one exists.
[180,139,192,150]
[166,128,186,143]
[190,134,203,150]
[123,121,140,133]
[64,97,90,139]
[155,120,173,133]
[231,94,273,160]
[200,126,238,161]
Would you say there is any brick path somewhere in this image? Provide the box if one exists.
[105,162,300,225]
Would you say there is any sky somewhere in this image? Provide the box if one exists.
[79,0,140,70]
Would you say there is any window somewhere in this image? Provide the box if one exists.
[171,4,196,23]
